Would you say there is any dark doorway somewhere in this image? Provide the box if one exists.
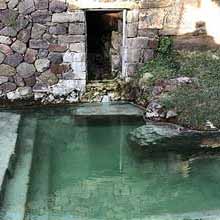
[86,11,123,81]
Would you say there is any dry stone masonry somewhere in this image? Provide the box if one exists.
[0,0,219,104]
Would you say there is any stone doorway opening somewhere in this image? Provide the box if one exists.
[86,10,123,81]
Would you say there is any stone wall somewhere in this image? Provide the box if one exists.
[0,0,219,104]
[0,0,87,104]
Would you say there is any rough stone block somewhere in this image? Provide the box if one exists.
[0,44,13,56]
[29,39,49,49]
[4,53,23,67]
[31,23,47,39]
[16,62,36,78]
[0,76,9,85]
[18,0,35,14]
[24,75,36,87]
[63,51,86,63]
[8,0,18,9]
[0,52,5,64]
[48,44,67,52]
[11,40,27,54]
[143,49,154,62]
[48,52,63,64]
[0,36,12,45]
[0,0,7,9]
[127,23,138,38]
[34,0,48,10]
[127,49,141,63]
[138,9,166,29]
[17,28,31,43]
[49,24,67,35]
[39,70,58,86]
[69,43,85,53]
[0,82,17,93]
[51,64,70,75]
[127,9,139,23]
[52,12,85,23]
[0,64,16,76]
[127,37,148,49]
[0,27,17,37]
[69,23,85,35]
[35,58,50,72]
[24,48,37,64]
[31,10,52,23]
[58,35,85,45]
[49,0,67,13]
[71,62,86,73]
[127,63,137,77]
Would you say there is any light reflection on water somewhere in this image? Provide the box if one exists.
[21,114,220,220]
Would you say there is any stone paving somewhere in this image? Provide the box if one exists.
[0,112,20,197]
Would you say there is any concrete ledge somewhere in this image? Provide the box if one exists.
[0,112,20,203]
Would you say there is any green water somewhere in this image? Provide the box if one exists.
[22,111,220,220]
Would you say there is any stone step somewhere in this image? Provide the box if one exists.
[0,112,21,203]
[24,124,50,220]
[0,117,37,220]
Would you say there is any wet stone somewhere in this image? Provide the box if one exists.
[4,53,23,67]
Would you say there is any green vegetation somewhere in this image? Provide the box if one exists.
[138,36,220,130]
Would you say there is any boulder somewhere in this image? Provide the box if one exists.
[129,122,220,151]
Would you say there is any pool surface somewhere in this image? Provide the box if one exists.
[1,104,220,220]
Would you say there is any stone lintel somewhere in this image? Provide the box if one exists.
[67,0,139,10]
